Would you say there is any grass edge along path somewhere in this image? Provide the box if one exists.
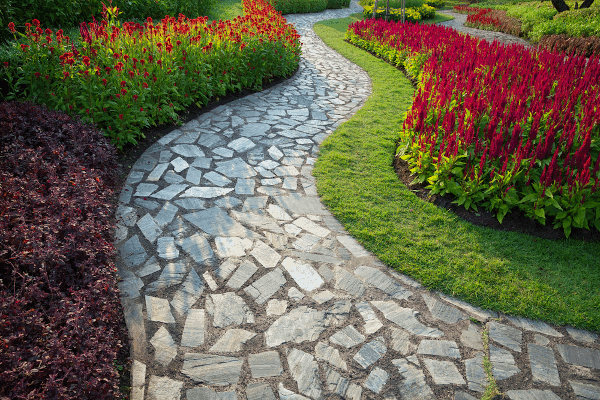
[312,15,600,332]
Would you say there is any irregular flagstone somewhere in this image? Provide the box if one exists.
[265,306,329,347]
[214,259,238,281]
[287,348,323,400]
[528,343,560,386]
[176,233,214,263]
[566,327,599,344]
[372,300,443,337]
[120,235,148,267]
[203,272,218,291]
[243,196,269,211]
[273,193,328,215]
[489,321,522,352]
[171,144,205,157]
[393,358,436,400]
[184,207,257,238]
[181,353,243,385]
[249,351,283,378]
[228,137,256,152]
[181,309,206,347]
[293,233,321,252]
[279,383,310,400]
[417,340,461,358]
[209,329,256,353]
[506,315,563,337]
[131,360,146,400]
[464,353,487,392]
[206,292,252,327]
[556,344,600,369]
[329,325,365,348]
[231,210,284,233]
[355,266,412,300]
[215,157,257,178]
[346,384,362,400]
[187,388,236,400]
[282,257,324,292]
[151,184,188,200]
[311,290,335,304]
[353,337,387,368]
[147,375,183,400]
[337,236,370,258]
[326,299,352,325]
[150,326,178,366]
[265,231,288,250]
[250,240,281,268]
[171,268,204,316]
[334,266,365,297]
[145,295,175,323]
[315,341,347,370]
[422,294,466,324]
[244,268,287,304]
[122,299,147,358]
[506,390,562,400]
[288,287,305,301]
[247,383,276,400]
[292,251,342,265]
[267,204,293,220]
[293,217,330,237]
[137,213,162,243]
[423,359,466,385]
[322,366,350,397]
[267,299,288,315]
[156,237,179,260]
[215,236,247,258]
[235,179,255,195]
[490,345,521,380]
[226,261,258,289]
[390,327,415,355]
[461,323,484,351]
[570,380,600,400]
[154,202,179,227]
[180,187,234,198]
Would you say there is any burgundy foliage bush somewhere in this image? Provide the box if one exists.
[0,101,127,399]
[538,34,600,58]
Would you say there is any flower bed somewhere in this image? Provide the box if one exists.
[363,4,436,22]
[1,0,301,149]
[267,0,351,14]
[455,6,522,37]
[0,101,125,399]
[539,33,600,57]
[345,19,600,236]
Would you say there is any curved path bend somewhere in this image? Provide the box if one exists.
[114,3,599,400]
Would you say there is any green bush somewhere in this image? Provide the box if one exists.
[531,7,600,41]
[424,0,445,9]
[363,4,435,22]
[327,0,352,9]
[267,0,328,13]
[360,0,425,9]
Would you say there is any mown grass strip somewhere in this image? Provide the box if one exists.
[313,14,600,331]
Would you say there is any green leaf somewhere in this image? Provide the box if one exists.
[573,208,586,228]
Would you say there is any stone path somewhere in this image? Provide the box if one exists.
[114,3,599,399]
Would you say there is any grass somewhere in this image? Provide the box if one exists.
[312,15,600,332]
[207,0,243,20]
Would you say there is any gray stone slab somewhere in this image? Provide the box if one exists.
[334,266,365,297]
[215,236,247,258]
[154,202,179,227]
[228,137,256,153]
[556,344,600,369]
[151,184,188,200]
[570,381,600,400]
[227,261,258,289]
[171,157,189,173]
[244,268,287,304]
[323,366,350,397]
[235,178,255,195]
[231,210,284,234]
[145,261,189,293]
[273,194,328,215]
[209,329,256,353]
[133,155,158,171]
[185,167,202,185]
[150,326,177,366]
[122,299,147,358]
[268,145,284,160]
[322,215,345,233]
[174,198,205,210]
[251,240,281,268]
[241,122,270,137]
[171,268,204,316]
[282,177,298,190]
[464,353,486,392]
[528,343,560,386]
[180,187,234,198]
[171,144,205,158]
[187,387,236,400]
[567,327,598,344]
[249,351,283,378]
[393,358,435,400]
[157,237,179,259]
[146,295,175,323]
[174,130,199,144]
[191,157,212,169]
[126,171,146,185]
[137,213,162,243]
[184,207,256,238]
[176,233,214,263]
[204,171,232,187]
[164,170,184,184]
[158,129,183,145]
[422,294,466,324]
[346,384,362,400]
[417,340,461,359]
[288,287,305,301]
[215,157,257,178]
[278,384,310,400]
[312,290,334,304]
[147,375,183,400]
[372,301,443,337]
[337,236,370,258]
[330,325,365,348]
[131,359,146,389]
[198,133,224,148]
[293,233,321,252]
[287,348,323,400]
[214,259,238,281]
[181,309,206,347]
[247,384,276,400]
[135,198,161,210]
[423,359,466,385]
[354,338,387,368]
[243,196,269,211]
[181,353,243,385]
[390,327,415,355]
[489,321,522,352]
[355,266,412,300]
[265,306,329,347]
[291,251,343,265]
[118,271,144,298]
[461,324,484,351]
[490,345,521,380]
[507,316,562,337]
[116,205,138,226]
[267,204,292,221]
[506,390,562,400]
[282,257,324,292]
[214,196,242,208]
[207,292,252,328]
[315,341,347,370]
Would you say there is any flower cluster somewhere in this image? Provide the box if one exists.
[346,18,600,236]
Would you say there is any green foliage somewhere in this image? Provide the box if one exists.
[267,0,328,13]
[424,0,445,9]
[363,4,436,21]
[326,0,352,9]
[360,0,425,9]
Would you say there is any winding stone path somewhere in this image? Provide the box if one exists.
[115,3,599,399]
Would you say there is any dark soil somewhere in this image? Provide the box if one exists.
[393,156,600,243]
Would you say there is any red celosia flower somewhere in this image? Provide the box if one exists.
[121,88,127,95]
[44,75,49,79]
[120,80,126,87]
[142,82,148,88]
[102,79,107,85]
[119,114,123,120]
[63,71,69,78]
[82,56,91,66]
[3,62,8,68]
[8,22,15,33]
[32,19,40,27]
[20,44,29,52]
[133,95,138,101]
[35,72,41,78]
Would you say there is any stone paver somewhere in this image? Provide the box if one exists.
[115,3,600,399]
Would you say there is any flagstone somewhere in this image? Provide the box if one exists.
[150,326,177,365]
[282,257,324,291]
[372,301,443,337]
[147,375,183,400]
[181,353,243,385]
[209,329,256,353]
[287,348,323,400]
[181,309,206,347]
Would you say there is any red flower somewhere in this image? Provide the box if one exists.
[82,56,91,66]
[129,70,135,78]
[133,95,138,101]
[121,88,127,95]
[63,71,69,78]
[120,80,126,87]
[140,107,144,111]
[103,107,107,112]
[34,72,41,78]
[105,66,112,74]
[3,62,8,68]
[20,44,29,52]
[45,28,52,35]
[119,114,123,120]
[102,79,108,85]
[114,53,120,59]
[157,59,162,66]
[69,104,73,110]
[44,75,49,79]
[142,82,148,88]
[49,47,54,54]
[32,19,40,27]
[8,22,15,33]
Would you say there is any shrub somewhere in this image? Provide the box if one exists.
[0,101,126,399]
[267,0,328,13]
[346,19,600,237]
[424,0,445,9]
[327,0,352,9]
[363,4,436,22]
[530,7,600,41]
[361,0,425,9]
[1,0,301,149]
[538,34,600,57]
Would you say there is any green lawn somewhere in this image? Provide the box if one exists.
[207,0,244,20]
[313,15,600,332]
